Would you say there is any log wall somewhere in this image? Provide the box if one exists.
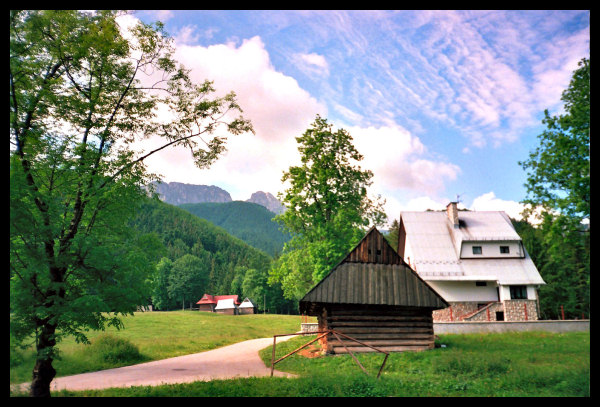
[320,305,435,354]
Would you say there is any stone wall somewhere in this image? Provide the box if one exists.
[465,302,505,321]
[433,300,539,322]
[432,302,480,321]
[504,299,539,321]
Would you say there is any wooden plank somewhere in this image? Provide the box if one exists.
[329,321,432,328]
[332,345,433,354]
[331,327,433,334]
[330,332,434,346]
[329,339,433,346]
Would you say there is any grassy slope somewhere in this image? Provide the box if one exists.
[44,331,590,397]
[10,311,307,385]
[11,311,589,397]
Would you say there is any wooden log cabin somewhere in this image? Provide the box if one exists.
[299,227,448,354]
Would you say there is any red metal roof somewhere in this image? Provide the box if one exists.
[196,294,240,305]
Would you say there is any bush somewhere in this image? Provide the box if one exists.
[87,334,146,366]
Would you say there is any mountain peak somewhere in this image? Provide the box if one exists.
[246,191,286,215]
[151,181,232,205]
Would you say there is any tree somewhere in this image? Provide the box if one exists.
[518,57,590,319]
[167,254,209,310]
[269,115,386,300]
[10,10,253,397]
[384,218,400,252]
[520,57,589,223]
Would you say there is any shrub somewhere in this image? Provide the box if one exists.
[87,334,146,366]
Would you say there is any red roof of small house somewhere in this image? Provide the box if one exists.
[196,294,240,305]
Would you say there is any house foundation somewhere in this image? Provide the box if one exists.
[433,300,539,322]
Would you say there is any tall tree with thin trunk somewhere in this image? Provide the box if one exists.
[10,10,253,397]
[269,115,386,300]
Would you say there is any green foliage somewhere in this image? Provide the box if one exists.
[131,198,296,313]
[10,9,253,395]
[168,254,210,309]
[178,201,291,257]
[520,58,589,222]
[87,334,147,366]
[270,115,387,300]
[517,58,590,320]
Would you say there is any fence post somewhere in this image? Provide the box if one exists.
[561,305,565,320]
[487,307,490,321]
[449,307,453,322]
[524,303,528,321]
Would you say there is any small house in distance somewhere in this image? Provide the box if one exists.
[299,227,448,354]
[238,297,257,315]
[215,298,238,315]
[196,294,240,312]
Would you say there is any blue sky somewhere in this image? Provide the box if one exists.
[127,10,589,224]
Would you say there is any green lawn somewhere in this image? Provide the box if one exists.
[10,313,590,397]
[10,311,307,385]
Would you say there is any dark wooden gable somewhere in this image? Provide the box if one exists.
[344,226,405,265]
[299,227,448,314]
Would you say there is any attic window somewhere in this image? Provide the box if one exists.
[472,246,482,255]
[500,246,510,254]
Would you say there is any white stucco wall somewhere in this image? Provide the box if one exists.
[427,281,499,302]
[460,241,524,258]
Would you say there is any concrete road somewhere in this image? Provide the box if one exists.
[14,335,297,393]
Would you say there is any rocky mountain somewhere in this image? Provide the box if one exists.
[151,182,232,205]
[246,191,286,215]
[150,182,285,214]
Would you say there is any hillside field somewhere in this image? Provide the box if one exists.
[10,311,589,397]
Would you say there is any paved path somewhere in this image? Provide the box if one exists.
[14,336,297,393]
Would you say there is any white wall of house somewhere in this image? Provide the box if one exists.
[460,241,524,258]
[427,281,499,302]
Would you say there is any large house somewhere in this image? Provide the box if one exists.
[397,202,545,322]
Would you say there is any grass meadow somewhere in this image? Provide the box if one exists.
[10,312,590,397]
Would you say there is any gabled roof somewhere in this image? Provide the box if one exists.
[299,227,448,314]
[400,210,545,285]
[239,297,256,308]
[196,294,240,305]
[214,298,237,310]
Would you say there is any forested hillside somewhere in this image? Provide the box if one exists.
[178,201,291,257]
[130,198,296,313]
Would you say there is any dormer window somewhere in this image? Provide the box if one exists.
[500,246,510,254]
[472,246,482,255]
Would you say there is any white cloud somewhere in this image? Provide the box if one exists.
[135,34,325,200]
[293,52,329,77]
[468,191,544,225]
[349,124,461,197]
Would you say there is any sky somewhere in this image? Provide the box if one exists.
[126,10,589,225]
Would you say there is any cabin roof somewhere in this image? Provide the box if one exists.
[299,227,448,314]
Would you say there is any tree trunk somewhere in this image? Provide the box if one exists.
[29,323,58,397]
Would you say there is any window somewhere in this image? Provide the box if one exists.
[500,246,510,254]
[475,281,487,286]
[510,285,527,299]
[472,246,482,255]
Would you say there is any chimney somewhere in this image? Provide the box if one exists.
[446,202,459,228]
